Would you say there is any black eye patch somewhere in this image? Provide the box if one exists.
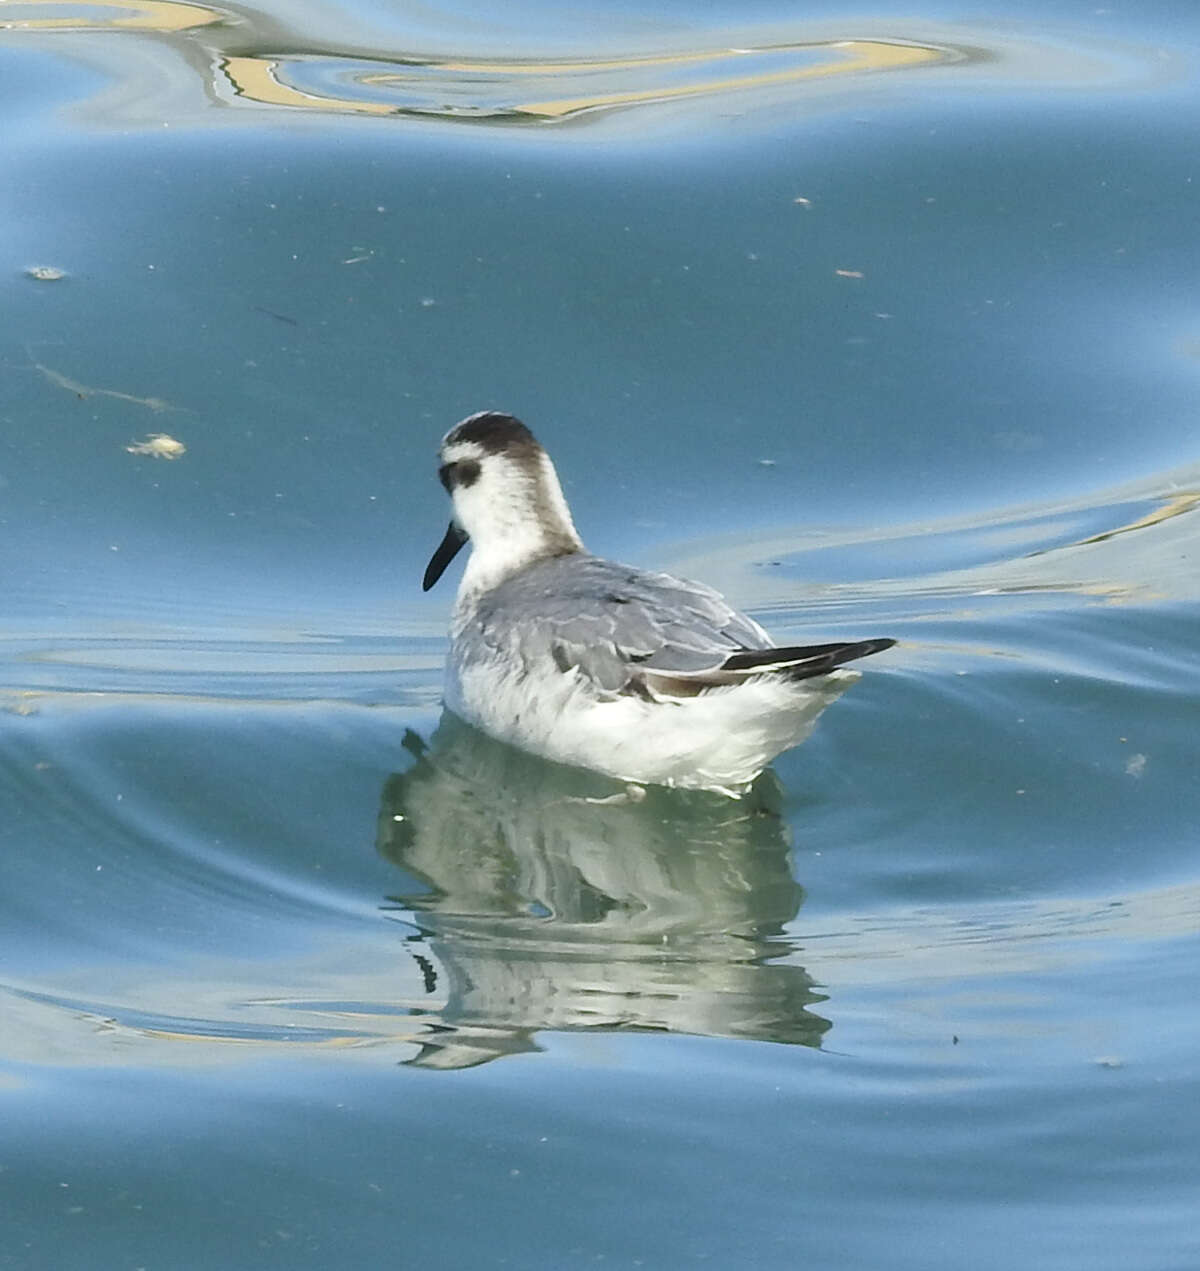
[438,459,482,492]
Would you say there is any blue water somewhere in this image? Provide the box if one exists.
[2,1,1199,1267]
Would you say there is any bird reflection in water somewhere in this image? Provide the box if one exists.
[377,714,830,1070]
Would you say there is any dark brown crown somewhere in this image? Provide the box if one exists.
[444,411,540,456]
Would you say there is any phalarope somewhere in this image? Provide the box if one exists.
[423,411,894,794]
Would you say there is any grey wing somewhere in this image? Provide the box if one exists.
[476,556,773,697]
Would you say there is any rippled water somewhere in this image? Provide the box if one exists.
[3,0,1199,1266]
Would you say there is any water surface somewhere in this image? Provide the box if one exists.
[2,0,1199,1267]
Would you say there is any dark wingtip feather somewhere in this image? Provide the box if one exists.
[721,638,896,680]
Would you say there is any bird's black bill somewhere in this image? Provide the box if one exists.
[422,521,468,591]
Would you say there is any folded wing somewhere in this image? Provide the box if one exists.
[474,555,892,698]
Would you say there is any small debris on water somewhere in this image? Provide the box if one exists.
[126,433,186,460]
[25,265,67,282]
[253,305,298,327]
[29,353,180,412]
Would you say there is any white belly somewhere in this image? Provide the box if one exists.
[446,649,857,794]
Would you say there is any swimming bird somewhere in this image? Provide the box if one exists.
[423,411,894,794]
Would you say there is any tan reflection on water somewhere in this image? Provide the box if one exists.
[218,39,949,122]
[520,41,944,119]
[664,461,1200,620]
[2,0,1181,129]
[0,0,957,124]
[1056,490,1200,550]
[0,0,223,32]
[218,53,394,118]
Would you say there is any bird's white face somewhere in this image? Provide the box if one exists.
[437,438,525,545]
[423,413,583,596]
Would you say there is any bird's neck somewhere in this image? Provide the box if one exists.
[453,452,584,607]
[455,526,581,613]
